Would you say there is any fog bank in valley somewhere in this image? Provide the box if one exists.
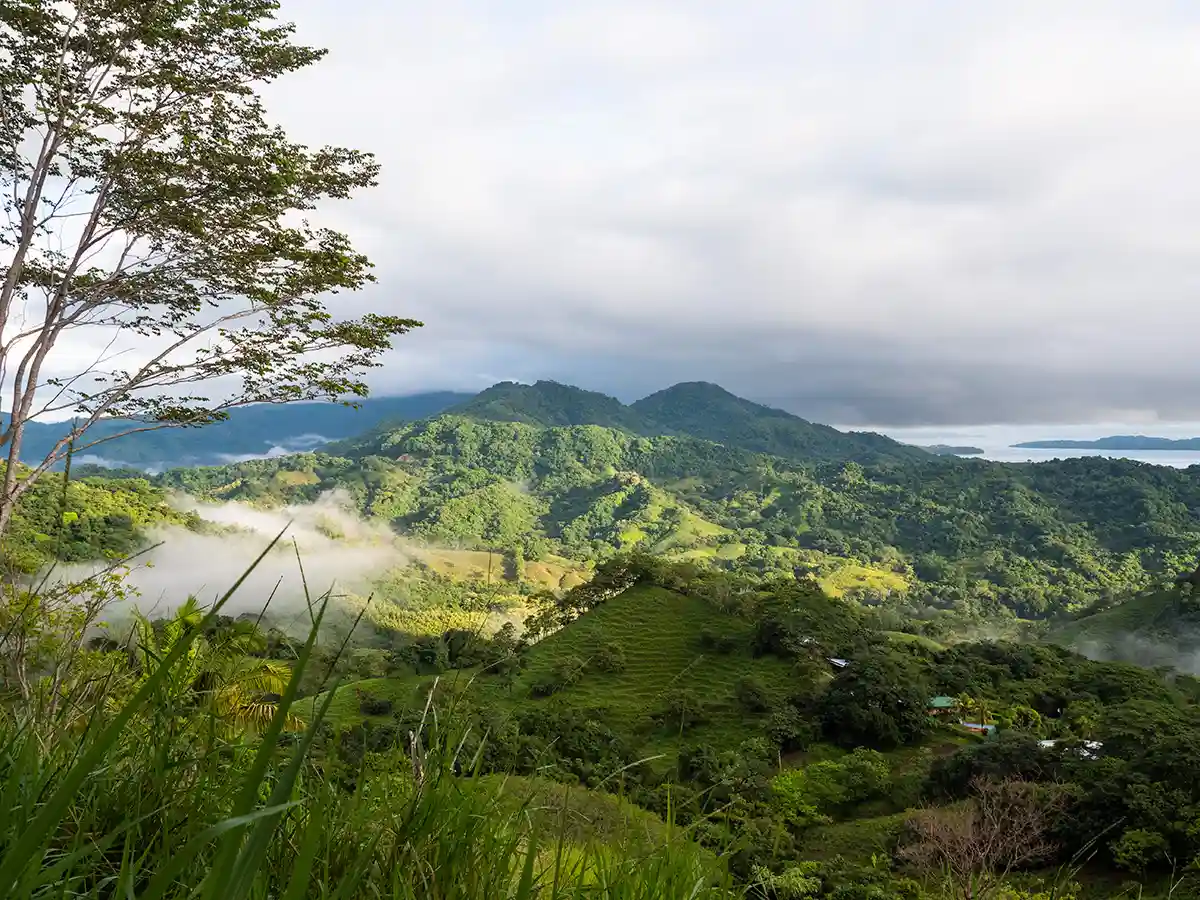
[58,491,410,633]
[1073,634,1200,678]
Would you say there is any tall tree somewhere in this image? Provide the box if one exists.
[0,0,420,536]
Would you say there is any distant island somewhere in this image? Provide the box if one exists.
[913,444,984,456]
[1014,435,1200,451]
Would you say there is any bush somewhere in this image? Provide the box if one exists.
[530,656,587,697]
[769,748,890,827]
[659,689,711,730]
[591,642,627,674]
[530,676,561,698]
[699,627,739,654]
[358,693,394,716]
[768,705,818,752]
[554,655,586,685]
[735,675,772,713]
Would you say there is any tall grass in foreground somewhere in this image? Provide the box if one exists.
[0,531,738,899]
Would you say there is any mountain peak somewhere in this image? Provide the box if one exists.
[635,382,794,419]
[632,382,924,464]
[450,381,641,430]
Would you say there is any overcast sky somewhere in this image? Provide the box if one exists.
[73,1,1200,426]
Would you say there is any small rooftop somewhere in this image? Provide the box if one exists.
[928,696,958,709]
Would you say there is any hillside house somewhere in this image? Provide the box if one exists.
[927,696,959,718]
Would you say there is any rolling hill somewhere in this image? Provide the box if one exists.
[630,381,930,464]
[448,380,645,431]
[8,377,930,473]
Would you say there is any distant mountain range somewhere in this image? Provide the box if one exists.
[9,380,932,470]
[1015,436,1200,451]
[8,392,472,469]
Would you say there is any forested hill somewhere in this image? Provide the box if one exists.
[162,415,1200,622]
[448,380,929,465]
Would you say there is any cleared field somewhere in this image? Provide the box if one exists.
[415,548,503,581]
[819,563,909,598]
[882,631,946,652]
[412,547,589,591]
[525,558,589,591]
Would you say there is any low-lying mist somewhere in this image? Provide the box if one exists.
[55,490,412,634]
[1072,633,1200,676]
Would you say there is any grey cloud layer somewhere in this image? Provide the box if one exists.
[55,0,1200,425]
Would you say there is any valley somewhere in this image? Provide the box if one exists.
[8,378,1200,898]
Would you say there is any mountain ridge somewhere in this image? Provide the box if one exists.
[447,379,928,465]
[11,379,929,470]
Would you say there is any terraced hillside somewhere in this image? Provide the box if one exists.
[500,585,798,745]
[310,584,800,749]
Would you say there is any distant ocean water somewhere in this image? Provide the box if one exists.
[863,423,1200,469]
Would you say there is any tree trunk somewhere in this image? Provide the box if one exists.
[0,417,27,538]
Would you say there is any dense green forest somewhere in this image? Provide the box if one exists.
[0,464,200,574]
[446,380,931,465]
[156,410,1200,625]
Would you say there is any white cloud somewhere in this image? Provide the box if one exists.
[22,0,1200,424]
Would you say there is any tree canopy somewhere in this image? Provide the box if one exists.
[0,0,419,536]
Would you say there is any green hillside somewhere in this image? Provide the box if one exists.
[304,559,1200,896]
[159,415,1200,622]
[1048,575,1200,670]
[449,381,645,431]
[0,466,201,574]
[485,584,799,758]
